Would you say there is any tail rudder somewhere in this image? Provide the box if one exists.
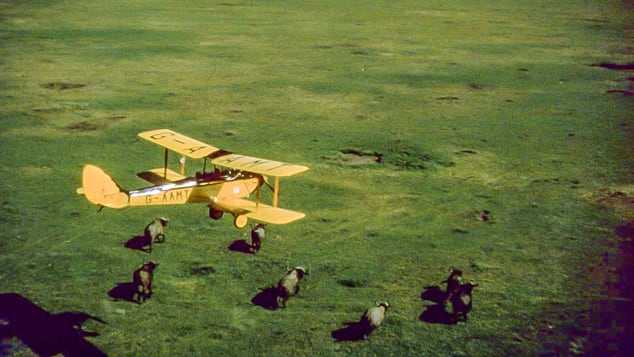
[78,165,129,209]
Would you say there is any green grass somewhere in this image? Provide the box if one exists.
[1,0,632,355]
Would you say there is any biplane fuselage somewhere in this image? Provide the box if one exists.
[77,129,308,229]
[129,171,259,206]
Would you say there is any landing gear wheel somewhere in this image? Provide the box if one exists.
[209,208,224,220]
[233,215,248,229]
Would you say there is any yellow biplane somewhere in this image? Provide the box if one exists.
[77,129,309,229]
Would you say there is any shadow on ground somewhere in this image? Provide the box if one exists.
[419,285,457,325]
[331,321,368,342]
[228,239,252,254]
[124,235,152,253]
[251,286,278,310]
[107,282,138,303]
[0,293,106,357]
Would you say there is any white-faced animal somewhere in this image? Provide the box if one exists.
[276,266,308,308]
[450,282,478,322]
[359,301,390,339]
[250,223,265,253]
[133,261,159,304]
[145,217,168,246]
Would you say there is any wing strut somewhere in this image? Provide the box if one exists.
[163,148,168,179]
[273,177,280,208]
[256,184,261,209]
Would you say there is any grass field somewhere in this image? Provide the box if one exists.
[1,0,632,356]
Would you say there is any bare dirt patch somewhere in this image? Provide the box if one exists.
[42,82,87,90]
[326,149,382,166]
[64,121,101,132]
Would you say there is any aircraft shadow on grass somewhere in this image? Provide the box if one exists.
[250,286,278,310]
[0,293,106,357]
[615,220,633,239]
[419,285,457,325]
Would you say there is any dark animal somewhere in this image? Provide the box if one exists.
[443,268,463,301]
[449,282,478,322]
[145,217,168,244]
[359,301,390,339]
[133,261,159,304]
[276,266,308,308]
[250,223,265,253]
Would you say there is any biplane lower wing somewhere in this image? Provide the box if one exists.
[137,168,187,185]
[213,198,306,225]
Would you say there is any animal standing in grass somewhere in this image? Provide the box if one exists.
[359,301,390,339]
[443,267,463,301]
[250,223,265,253]
[276,266,308,308]
[133,261,159,304]
[145,217,168,244]
[449,282,477,322]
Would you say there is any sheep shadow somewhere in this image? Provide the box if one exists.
[251,286,278,310]
[419,304,457,325]
[107,282,137,303]
[124,235,152,253]
[228,239,253,254]
[0,293,106,357]
[419,285,456,325]
[420,285,446,304]
[331,322,367,342]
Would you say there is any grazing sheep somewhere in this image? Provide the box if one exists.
[132,261,159,304]
[276,266,308,308]
[359,301,390,339]
[250,223,265,253]
[450,282,478,322]
[443,268,463,301]
[145,217,168,245]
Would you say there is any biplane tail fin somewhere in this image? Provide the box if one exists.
[77,165,129,209]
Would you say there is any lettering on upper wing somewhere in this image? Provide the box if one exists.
[184,145,210,154]
[214,155,295,172]
[150,131,175,140]
[149,131,211,155]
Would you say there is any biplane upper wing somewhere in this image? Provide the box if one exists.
[138,129,220,159]
[212,154,309,177]
[213,198,306,224]
[139,129,309,177]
